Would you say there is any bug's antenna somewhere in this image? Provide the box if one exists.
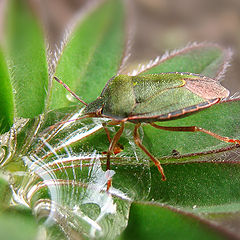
[54,76,88,106]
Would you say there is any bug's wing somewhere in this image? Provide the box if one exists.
[185,77,229,99]
[129,73,229,120]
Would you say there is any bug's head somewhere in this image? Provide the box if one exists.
[83,97,104,117]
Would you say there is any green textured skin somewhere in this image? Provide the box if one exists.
[84,73,229,122]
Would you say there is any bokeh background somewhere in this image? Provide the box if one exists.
[1,0,240,92]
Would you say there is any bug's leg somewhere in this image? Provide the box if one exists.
[133,123,166,181]
[150,123,240,145]
[54,77,88,106]
[102,122,124,155]
[106,122,125,191]
[102,122,112,143]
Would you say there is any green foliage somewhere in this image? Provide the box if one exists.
[120,202,228,240]
[0,48,13,132]
[141,43,227,78]
[0,207,38,240]
[0,0,240,239]
[50,0,125,109]
[143,100,240,157]
[6,0,48,118]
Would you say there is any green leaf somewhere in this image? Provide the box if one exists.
[0,0,239,237]
[0,48,13,133]
[2,100,240,239]
[6,0,48,118]
[149,160,240,209]
[143,99,240,158]
[136,43,230,79]
[0,177,11,210]
[205,212,240,237]
[49,0,126,109]
[0,206,38,240]
[120,202,233,240]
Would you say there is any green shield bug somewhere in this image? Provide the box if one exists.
[54,72,240,189]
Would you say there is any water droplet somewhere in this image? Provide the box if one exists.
[66,93,76,102]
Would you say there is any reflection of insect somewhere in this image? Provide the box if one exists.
[55,72,240,189]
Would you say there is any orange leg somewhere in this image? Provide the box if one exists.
[102,122,124,155]
[105,122,125,191]
[102,123,112,143]
[134,123,166,181]
[150,123,240,145]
